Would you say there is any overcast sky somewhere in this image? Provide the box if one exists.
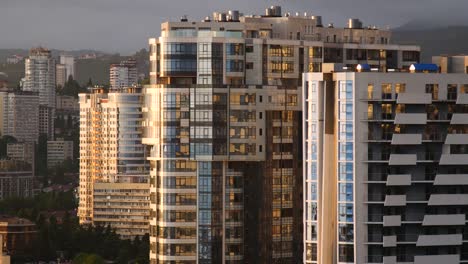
[0,0,466,54]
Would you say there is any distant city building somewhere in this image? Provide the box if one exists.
[0,91,39,143]
[0,216,37,257]
[6,55,24,65]
[303,65,468,263]
[109,59,137,90]
[433,55,468,74]
[78,53,97,60]
[7,142,35,166]
[0,160,34,200]
[78,87,150,239]
[56,95,79,112]
[56,64,67,88]
[47,138,73,168]
[23,47,55,139]
[59,54,75,80]
[143,6,420,263]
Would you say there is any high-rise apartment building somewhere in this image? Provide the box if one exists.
[0,90,40,143]
[78,87,150,238]
[59,54,75,80]
[303,65,468,263]
[23,47,56,139]
[56,64,67,88]
[110,59,138,90]
[142,6,420,264]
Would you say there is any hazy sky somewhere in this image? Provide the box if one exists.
[0,0,466,54]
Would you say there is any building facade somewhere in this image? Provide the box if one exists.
[143,6,420,264]
[0,91,39,143]
[56,63,67,88]
[303,67,468,263]
[60,54,75,80]
[0,160,34,200]
[78,87,150,238]
[0,216,37,256]
[7,142,35,166]
[23,47,56,139]
[47,138,73,168]
[110,59,138,90]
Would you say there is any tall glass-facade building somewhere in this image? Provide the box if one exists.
[143,6,420,264]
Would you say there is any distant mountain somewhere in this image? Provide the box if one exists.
[393,20,468,62]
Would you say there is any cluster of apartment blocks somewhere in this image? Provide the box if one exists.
[75,5,468,264]
[143,6,420,264]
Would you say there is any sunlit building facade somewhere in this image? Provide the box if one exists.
[78,87,150,238]
[23,47,56,139]
[143,6,420,264]
[303,67,468,263]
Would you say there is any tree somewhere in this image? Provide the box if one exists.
[86,78,93,88]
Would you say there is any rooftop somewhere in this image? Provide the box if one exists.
[0,216,35,226]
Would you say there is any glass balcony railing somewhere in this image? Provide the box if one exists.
[163,30,244,38]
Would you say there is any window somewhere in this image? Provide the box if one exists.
[395,83,405,98]
[259,145,262,152]
[339,244,354,263]
[246,62,254,69]
[259,96,263,103]
[381,83,392,99]
[339,224,354,242]
[448,84,457,100]
[338,203,353,222]
[425,84,439,100]
[246,46,254,53]
[259,112,263,119]
[339,183,353,202]
[339,163,353,181]
[367,83,374,99]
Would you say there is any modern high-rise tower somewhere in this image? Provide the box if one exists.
[59,54,75,80]
[303,64,468,264]
[78,87,150,239]
[143,6,420,264]
[23,47,56,139]
[110,59,138,90]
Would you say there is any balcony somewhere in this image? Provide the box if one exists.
[367,193,386,202]
[394,113,427,125]
[367,234,383,243]
[367,213,384,222]
[396,233,418,243]
[364,112,395,122]
[391,134,422,145]
[366,255,383,263]
[427,112,451,122]
[367,152,391,162]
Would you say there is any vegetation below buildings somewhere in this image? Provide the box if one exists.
[0,191,149,263]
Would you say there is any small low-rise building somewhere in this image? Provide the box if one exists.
[6,142,35,167]
[0,216,37,257]
[0,160,33,200]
